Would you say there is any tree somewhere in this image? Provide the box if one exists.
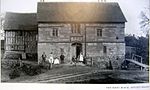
[125,34,138,47]
[0,13,5,40]
[125,35,149,65]
[136,36,149,64]
[140,9,150,37]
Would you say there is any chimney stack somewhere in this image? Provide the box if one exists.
[40,0,44,2]
[99,0,106,2]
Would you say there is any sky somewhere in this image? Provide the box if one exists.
[1,0,149,36]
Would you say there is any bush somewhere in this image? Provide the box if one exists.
[8,62,42,79]
[21,64,41,76]
[9,68,21,79]
[4,53,21,59]
[9,62,22,79]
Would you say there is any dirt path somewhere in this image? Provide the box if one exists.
[2,64,149,83]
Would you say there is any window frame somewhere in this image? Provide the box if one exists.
[97,28,103,37]
[103,46,107,54]
[71,24,80,34]
[52,28,58,37]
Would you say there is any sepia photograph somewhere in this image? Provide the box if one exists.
[0,0,149,84]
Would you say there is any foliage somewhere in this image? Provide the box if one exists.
[9,62,21,79]
[21,64,41,76]
[125,35,138,47]
[125,35,149,65]
[9,62,42,79]
[140,10,150,37]
[0,13,5,39]
[9,67,21,79]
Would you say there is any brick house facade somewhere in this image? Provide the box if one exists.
[4,2,127,69]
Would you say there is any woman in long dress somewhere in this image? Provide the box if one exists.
[79,52,83,62]
[48,52,54,69]
[54,57,60,64]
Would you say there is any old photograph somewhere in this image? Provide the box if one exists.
[0,0,149,83]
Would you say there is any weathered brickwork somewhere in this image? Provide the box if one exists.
[86,43,125,69]
[38,23,125,69]
[4,3,126,69]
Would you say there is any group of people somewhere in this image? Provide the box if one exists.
[72,52,84,65]
[41,52,85,69]
[41,52,65,69]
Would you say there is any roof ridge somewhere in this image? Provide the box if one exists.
[6,12,36,14]
[37,2,126,22]
[37,2,118,4]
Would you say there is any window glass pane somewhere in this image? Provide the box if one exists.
[52,28,58,36]
[103,46,107,53]
[71,24,80,34]
[12,38,15,44]
[7,32,10,37]
[12,31,15,37]
[97,29,102,37]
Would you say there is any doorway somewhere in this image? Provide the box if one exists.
[71,42,82,59]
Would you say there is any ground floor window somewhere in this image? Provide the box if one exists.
[97,29,102,37]
[103,46,107,54]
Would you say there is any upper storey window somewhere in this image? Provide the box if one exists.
[71,24,80,34]
[97,29,102,37]
[52,28,58,37]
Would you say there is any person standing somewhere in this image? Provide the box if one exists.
[79,52,84,63]
[60,54,65,64]
[48,52,54,69]
[72,56,76,66]
[54,57,60,64]
[42,52,47,62]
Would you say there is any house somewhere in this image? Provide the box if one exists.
[4,13,37,60]
[4,2,127,69]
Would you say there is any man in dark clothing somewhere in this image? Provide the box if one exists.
[60,54,65,64]
[42,52,47,62]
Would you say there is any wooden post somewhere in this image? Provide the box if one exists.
[91,57,93,67]
[141,67,143,71]
[84,24,87,57]
[140,57,143,70]
[132,54,134,60]
[50,61,53,69]
[75,58,77,66]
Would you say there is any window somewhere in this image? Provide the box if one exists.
[97,29,102,37]
[71,24,75,33]
[52,28,58,36]
[77,24,80,33]
[103,46,107,53]
[71,24,80,33]
[116,36,119,40]
[7,31,10,37]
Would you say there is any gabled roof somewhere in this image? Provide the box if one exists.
[4,12,37,30]
[37,2,127,23]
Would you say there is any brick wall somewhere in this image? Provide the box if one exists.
[38,23,125,69]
